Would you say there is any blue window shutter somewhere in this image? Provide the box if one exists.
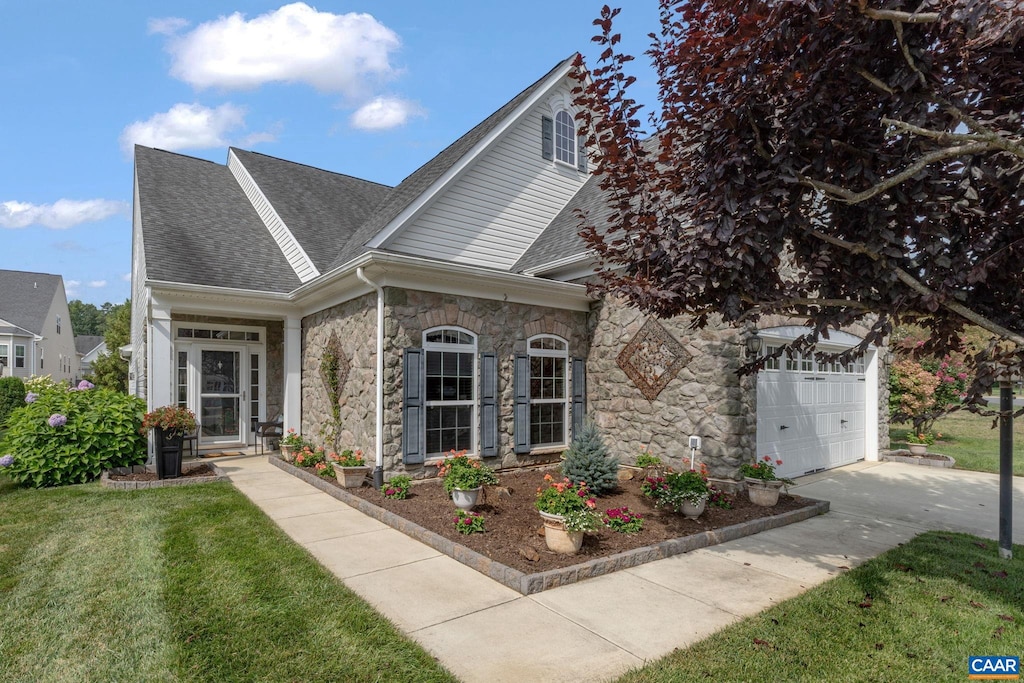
[572,357,586,440]
[577,136,587,173]
[541,116,553,160]
[479,352,498,457]
[513,354,531,454]
[402,348,425,465]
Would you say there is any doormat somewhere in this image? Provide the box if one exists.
[200,451,246,458]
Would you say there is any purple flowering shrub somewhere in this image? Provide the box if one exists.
[0,385,146,488]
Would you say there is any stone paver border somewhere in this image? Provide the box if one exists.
[269,455,830,595]
[101,461,229,490]
[881,450,956,468]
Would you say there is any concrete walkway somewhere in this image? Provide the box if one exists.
[216,456,1024,683]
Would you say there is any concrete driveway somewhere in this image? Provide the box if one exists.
[219,456,1023,683]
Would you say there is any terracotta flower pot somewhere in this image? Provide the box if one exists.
[745,478,784,506]
[680,495,707,519]
[539,511,584,554]
[280,445,296,463]
[908,443,928,456]
[336,465,370,488]
[451,486,482,511]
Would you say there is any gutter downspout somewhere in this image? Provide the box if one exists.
[356,267,385,489]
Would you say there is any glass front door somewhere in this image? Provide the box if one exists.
[199,348,242,445]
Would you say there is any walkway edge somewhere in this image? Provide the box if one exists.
[269,455,830,595]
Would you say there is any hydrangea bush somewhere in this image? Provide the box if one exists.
[0,381,146,488]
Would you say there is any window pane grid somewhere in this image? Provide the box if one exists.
[423,328,477,457]
[554,111,575,164]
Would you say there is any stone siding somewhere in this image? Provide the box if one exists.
[588,298,753,479]
[385,288,590,477]
[301,294,377,457]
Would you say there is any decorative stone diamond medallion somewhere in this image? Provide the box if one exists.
[319,331,350,403]
[616,318,691,400]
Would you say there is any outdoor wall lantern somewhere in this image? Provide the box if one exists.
[745,331,763,356]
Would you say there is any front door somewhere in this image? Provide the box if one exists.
[199,347,244,446]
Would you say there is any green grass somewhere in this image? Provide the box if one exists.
[891,407,1024,476]
[617,532,1024,682]
[0,479,455,683]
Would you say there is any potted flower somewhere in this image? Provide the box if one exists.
[280,428,305,462]
[141,405,197,480]
[330,449,369,488]
[660,468,712,519]
[435,450,499,510]
[740,456,794,506]
[905,432,937,456]
[534,474,600,553]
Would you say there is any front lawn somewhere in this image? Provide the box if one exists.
[0,479,455,683]
[891,406,1024,476]
[617,531,1024,682]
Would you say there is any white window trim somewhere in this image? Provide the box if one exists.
[527,334,569,450]
[14,344,25,368]
[423,326,478,458]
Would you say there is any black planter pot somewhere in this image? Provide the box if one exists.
[154,428,184,479]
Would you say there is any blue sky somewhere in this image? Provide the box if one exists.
[0,1,659,307]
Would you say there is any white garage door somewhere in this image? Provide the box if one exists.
[756,332,870,479]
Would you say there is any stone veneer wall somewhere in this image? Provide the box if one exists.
[171,314,284,421]
[301,293,377,457]
[385,288,590,477]
[587,298,753,479]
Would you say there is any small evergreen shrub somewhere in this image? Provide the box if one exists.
[0,376,26,428]
[561,420,619,495]
[0,384,146,488]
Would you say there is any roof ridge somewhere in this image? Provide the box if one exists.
[135,144,223,166]
[229,147,393,189]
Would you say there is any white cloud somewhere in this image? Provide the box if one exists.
[120,102,273,154]
[65,279,81,296]
[164,3,400,96]
[121,273,132,282]
[0,199,128,230]
[148,17,190,35]
[88,280,107,288]
[350,96,424,131]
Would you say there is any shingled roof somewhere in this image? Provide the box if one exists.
[513,174,604,273]
[0,270,62,335]
[135,147,302,293]
[229,148,392,273]
[326,54,578,271]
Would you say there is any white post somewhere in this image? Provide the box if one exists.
[283,316,302,433]
[864,347,880,462]
[149,301,174,410]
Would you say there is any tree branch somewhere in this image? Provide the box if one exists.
[798,142,992,203]
[884,117,1024,159]
[856,68,894,95]
[861,7,939,24]
[807,228,1024,346]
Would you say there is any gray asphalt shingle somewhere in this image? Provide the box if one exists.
[0,270,62,335]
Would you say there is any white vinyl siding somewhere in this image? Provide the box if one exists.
[227,150,320,283]
[386,83,589,270]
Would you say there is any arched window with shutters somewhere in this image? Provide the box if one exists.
[423,327,477,457]
[554,110,575,166]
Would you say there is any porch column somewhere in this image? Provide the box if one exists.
[864,347,880,462]
[149,301,174,411]
[283,315,302,432]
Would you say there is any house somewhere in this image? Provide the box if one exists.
[0,270,80,383]
[74,335,106,379]
[129,55,888,481]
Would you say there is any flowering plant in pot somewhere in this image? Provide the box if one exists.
[279,429,306,461]
[142,405,197,480]
[643,464,711,519]
[435,449,498,510]
[329,449,369,488]
[904,432,939,455]
[534,474,600,553]
[740,456,794,506]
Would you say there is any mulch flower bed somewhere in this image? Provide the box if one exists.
[108,464,217,482]
[344,468,818,574]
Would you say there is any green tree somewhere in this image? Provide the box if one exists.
[67,300,106,336]
[87,300,130,392]
[561,419,619,495]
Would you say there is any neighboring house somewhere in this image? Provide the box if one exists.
[130,55,888,480]
[75,335,107,379]
[0,270,80,383]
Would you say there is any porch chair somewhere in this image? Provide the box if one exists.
[255,415,284,455]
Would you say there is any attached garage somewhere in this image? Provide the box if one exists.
[756,326,880,479]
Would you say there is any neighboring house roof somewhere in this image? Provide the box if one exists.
[228,148,392,273]
[327,54,578,271]
[0,270,62,335]
[134,147,303,293]
[74,335,105,356]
